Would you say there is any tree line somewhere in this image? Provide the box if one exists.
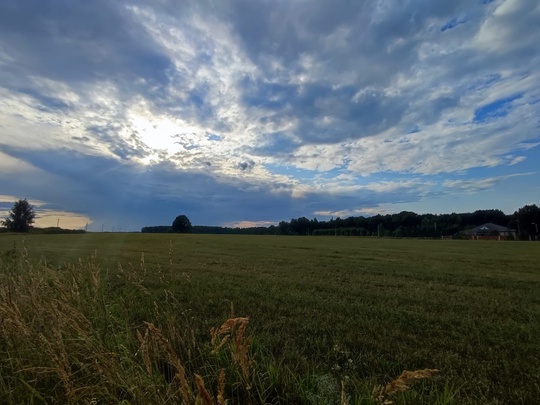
[4,198,538,239]
[141,215,194,234]
[276,206,539,239]
[141,204,540,240]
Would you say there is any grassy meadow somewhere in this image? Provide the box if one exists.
[1,233,539,404]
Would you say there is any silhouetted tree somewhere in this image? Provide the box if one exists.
[512,204,540,239]
[2,199,36,232]
[278,221,290,235]
[141,226,172,233]
[172,215,193,233]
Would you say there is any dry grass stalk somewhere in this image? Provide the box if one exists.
[157,263,165,283]
[372,368,440,404]
[140,322,228,405]
[136,329,153,374]
[217,369,226,405]
[0,288,30,338]
[168,240,174,270]
[140,252,147,275]
[144,322,192,403]
[210,327,231,354]
[210,317,252,382]
[195,374,214,405]
[38,331,74,401]
[153,300,160,320]
[341,380,348,405]
[52,298,93,336]
[120,263,150,295]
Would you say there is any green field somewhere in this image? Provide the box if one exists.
[1,233,539,404]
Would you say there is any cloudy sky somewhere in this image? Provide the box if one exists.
[1,0,539,231]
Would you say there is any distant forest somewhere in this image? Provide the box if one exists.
[142,204,540,240]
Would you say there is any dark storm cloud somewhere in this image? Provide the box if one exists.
[0,146,289,226]
[237,160,255,171]
[0,146,426,228]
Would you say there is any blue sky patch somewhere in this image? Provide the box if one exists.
[207,134,223,141]
[407,126,421,134]
[264,163,317,179]
[473,94,522,123]
[441,17,466,32]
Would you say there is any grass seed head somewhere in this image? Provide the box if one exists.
[195,374,214,405]
[372,368,440,404]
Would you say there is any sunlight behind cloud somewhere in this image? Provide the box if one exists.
[128,110,199,152]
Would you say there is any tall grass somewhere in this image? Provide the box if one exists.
[0,241,445,404]
[4,234,540,404]
[0,244,246,403]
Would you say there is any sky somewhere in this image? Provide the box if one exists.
[0,0,539,231]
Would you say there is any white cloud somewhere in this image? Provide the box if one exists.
[313,207,391,218]
[443,172,535,192]
[223,220,277,228]
[0,152,39,174]
[359,179,435,193]
[475,0,540,52]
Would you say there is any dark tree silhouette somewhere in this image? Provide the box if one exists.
[2,199,36,232]
[172,215,193,233]
[512,204,540,239]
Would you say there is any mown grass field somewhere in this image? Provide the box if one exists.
[1,233,539,404]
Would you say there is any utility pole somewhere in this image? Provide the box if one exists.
[57,218,60,228]
[101,224,104,232]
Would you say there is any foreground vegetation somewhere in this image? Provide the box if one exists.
[1,234,539,404]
